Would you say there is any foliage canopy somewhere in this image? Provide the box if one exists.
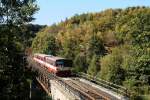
[32,6,150,98]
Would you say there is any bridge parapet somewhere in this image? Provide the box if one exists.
[76,72,129,97]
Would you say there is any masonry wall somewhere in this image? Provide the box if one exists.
[50,80,77,100]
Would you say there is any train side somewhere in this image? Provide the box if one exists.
[33,53,72,77]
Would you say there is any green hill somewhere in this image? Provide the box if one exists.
[32,7,150,99]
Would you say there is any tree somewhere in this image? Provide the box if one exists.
[87,55,100,77]
[32,31,58,55]
[0,0,38,99]
[73,53,87,72]
[99,47,125,85]
[115,8,150,47]
[87,33,106,58]
[0,0,38,24]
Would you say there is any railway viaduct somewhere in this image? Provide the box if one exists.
[27,56,130,100]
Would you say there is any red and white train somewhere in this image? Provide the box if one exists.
[33,53,72,77]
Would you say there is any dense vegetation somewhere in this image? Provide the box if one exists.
[0,0,46,99]
[32,7,150,99]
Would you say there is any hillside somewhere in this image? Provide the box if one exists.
[32,7,150,99]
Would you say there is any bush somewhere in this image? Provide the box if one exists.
[99,47,125,85]
[87,55,100,77]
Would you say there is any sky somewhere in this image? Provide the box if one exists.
[32,0,150,25]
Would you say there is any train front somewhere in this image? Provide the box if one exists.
[55,59,72,77]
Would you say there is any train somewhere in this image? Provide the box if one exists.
[33,53,73,77]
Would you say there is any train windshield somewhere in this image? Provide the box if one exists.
[56,59,72,67]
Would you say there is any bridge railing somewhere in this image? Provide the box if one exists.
[75,72,129,97]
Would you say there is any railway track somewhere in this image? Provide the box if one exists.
[73,78,120,100]
[64,78,114,100]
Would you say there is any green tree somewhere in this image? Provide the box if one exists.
[121,46,150,97]
[32,31,58,55]
[100,47,125,85]
[87,55,100,77]
[115,8,150,47]
[73,53,87,72]
[0,0,38,99]
[58,30,80,59]
[87,33,106,58]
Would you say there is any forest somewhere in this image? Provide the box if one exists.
[0,0,150,99]
[32,7,150,99]
[0,0,46,99]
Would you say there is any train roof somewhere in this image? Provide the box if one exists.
[34,53,69,61]
[46,56,67,62]
[34,53,47,57]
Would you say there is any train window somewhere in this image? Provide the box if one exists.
[56,61,64,67]
[56,60,72,67]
